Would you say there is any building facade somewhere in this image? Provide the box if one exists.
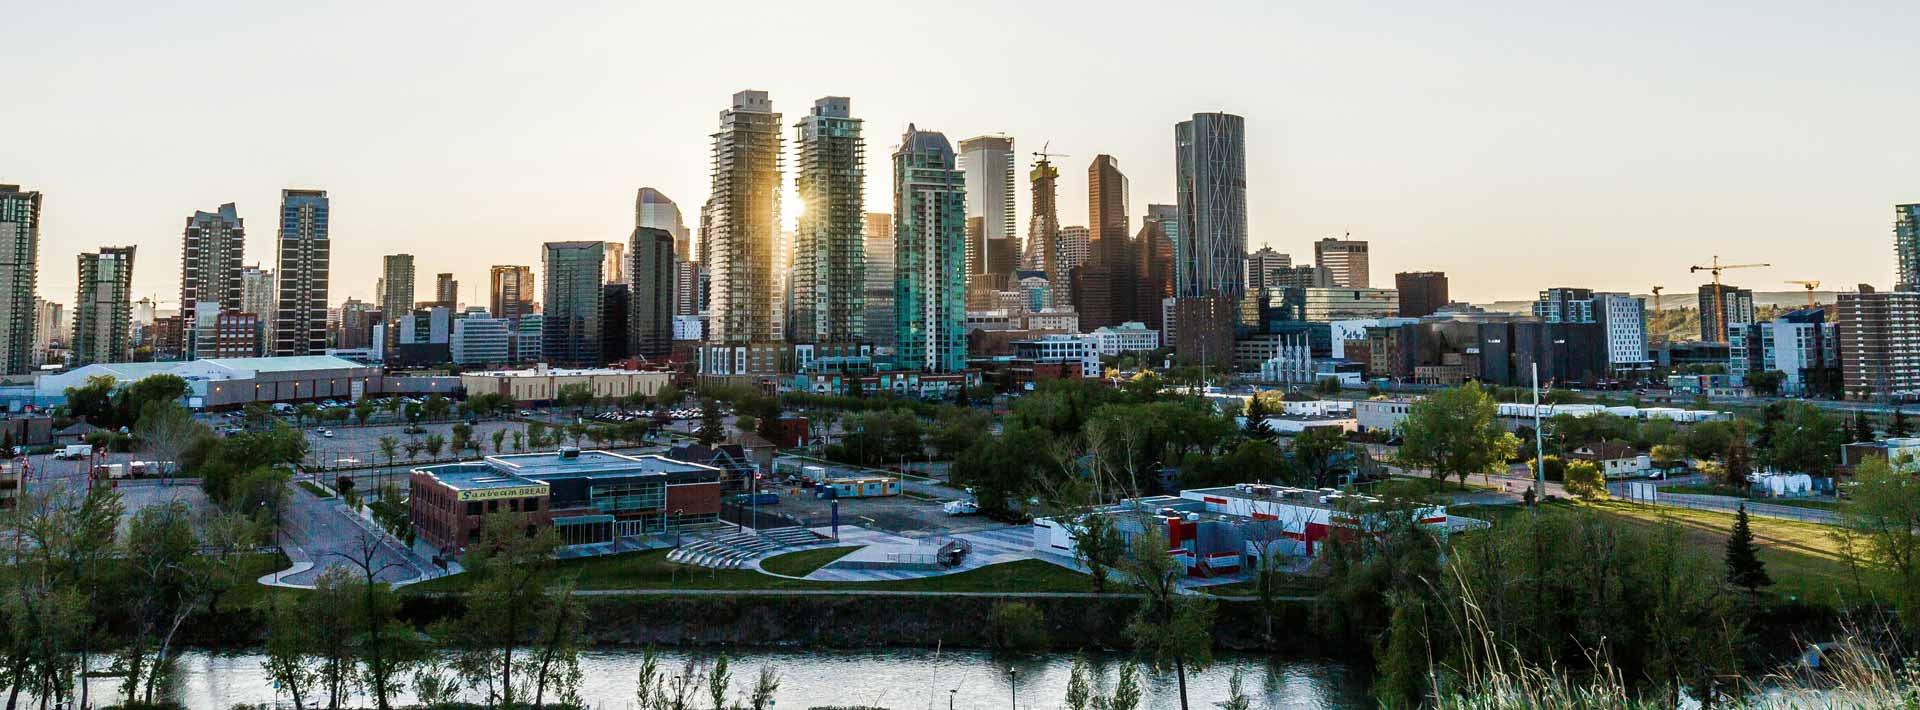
[274,189,331,356]
[381,254,415,323]
[433,272,459,307]
[892,125,969,373]
[959,135,1018,285]
[706,90,784,345]
[489,265,535,321]
[73,246,136,366]
[451,316,512,366]
[788,96,866,345]
[0,186,40,375]
[1697,283,1755,344]
[1395,271,1449,318]
[862,212,895,350]
[1313,237,1370,289]
[628,226,675,360]
[1246,246,1292,292]
[541,241,606,368]
[1898,204,1919,289]
[1838,286,1920,401]
[1173,112,1247,301]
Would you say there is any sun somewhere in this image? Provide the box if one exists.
[781,188,805,233]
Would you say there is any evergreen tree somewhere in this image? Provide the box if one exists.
[696,398,725,447]
[1854,411,1876,443]
[1725,503,1773,591]
[1894,409,1911,438]
[1242,394,1275,443]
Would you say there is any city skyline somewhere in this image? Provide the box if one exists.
[9,2,1917,307]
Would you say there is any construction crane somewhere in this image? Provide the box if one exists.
[1689,256,1770,343]
[1032,140,1069,164]
[1649,286,1664,315]
[1785,280,1822,309]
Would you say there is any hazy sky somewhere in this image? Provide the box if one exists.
[12,0,1917,308]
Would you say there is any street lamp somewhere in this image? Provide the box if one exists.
[1008,667,1018,709]
[949,688,958,710]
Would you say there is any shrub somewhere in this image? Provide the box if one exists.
[987,601,1049,652]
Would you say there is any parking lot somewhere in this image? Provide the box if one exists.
[301,419,528,471]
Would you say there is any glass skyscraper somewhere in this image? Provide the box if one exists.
[542,241,606,367]
[892,125,968,373]
[0,185,40,374]
[1898,203,1919,289]
[1173,112,1247,300]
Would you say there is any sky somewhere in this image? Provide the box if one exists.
[10,0,1918,308]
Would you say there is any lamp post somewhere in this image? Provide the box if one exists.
[949,688,957,710]
[1008,667,1018,709]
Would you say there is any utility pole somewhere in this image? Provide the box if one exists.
[1533,363,1545,508]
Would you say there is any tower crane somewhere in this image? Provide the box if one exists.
[1032,140,1070,164]
[1785,280,1821,309]
[1689,256,1770,343]
[1649,286,1663,315]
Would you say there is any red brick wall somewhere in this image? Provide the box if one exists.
[666,481,722,516]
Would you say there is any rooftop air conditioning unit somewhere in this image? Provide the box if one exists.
[559,446,582,459]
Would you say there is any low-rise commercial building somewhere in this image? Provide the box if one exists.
[410,448,724,554]
[1012,335,1099,378]
[459,365,669,404]
[35,355,381,409]
[1089,322,1160,355]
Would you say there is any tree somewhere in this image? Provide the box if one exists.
[262,592,319,710]
[64,374,118,425]
[706,654,731,710]
[1563,459,1606,499]
[987,602,1049,652]
[1894,409,1912,438]
[1650,444,1686,472]
[1241,394,1275,443]
[135,401,210,480]
[1119,531,1216,710]
[1764,402,1843,474]
[450,422,474,456]
[696,398,725,446]
[423,433,446,458]
[1215,668,1252,710]
[119,501,205,705]
[296,402,321,427]
[422,393,453,421]
[448,515,564,709]
[1747,370,1786,396]
[1725,503,1773,591]
[377,435,400,478]
[353,399,375,425]
[1290,426,1348,488]
[1843,456,1920,634]
[746,665,780,710]
[1064,654,1093,710]
[556,383,596,414]
[1397,383,1520,485]
[491,428,507,455]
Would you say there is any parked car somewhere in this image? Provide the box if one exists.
[320,429,335,438]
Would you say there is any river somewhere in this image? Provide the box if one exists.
[77,648,1370,709]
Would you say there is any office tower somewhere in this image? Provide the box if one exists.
[789,96,866,345]
[629,226,675,360]
[602,283,630,363]
[959,135,1018,282]
[1595,292,1651,375]
[513,314,543,363]
[432,272,459,307]
[892,125,968,372]
[541,241,605,367]
[73,246,136,365]
[1088,155,1129,245]
[1395,271,1449,318]
[1144,203,1179,249]
[0,186,40,375]
[451,316,511,366]
[272,189,330,356]
[381,254,415,323]
[1173,112,1248,300]
[635,187,691,258]
[1697,284,1755,343]
[1136,221,1174,331]
[1899,204,1920,289]
[1028,155,1064,307]
[1059,226,1091,270]
[706,90,783,344]
[489,265,535,321]
[1245,247,1292,292]
[179,203,245,329]
[863,213,896,349]
[1314,237,1370,288]
[602,241,628,286]
[1839,286,1920,401]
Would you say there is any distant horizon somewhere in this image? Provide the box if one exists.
[12,1,1914,308]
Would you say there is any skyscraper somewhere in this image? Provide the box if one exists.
[489,265,535,320]
[1074,155,1143,331]
[542,241,606,367]
[1144,204,1180,249]
[629,226,675,360]
[0,186,40,375]
[892,125,968,373]
[863,213,896,350]
[635,187,691,258]
[959,135,1018,283]
[1245,246,1292,292]
[434,272,459,306]
[274,189,330,356]
[1028,156,1064,307]
[1395,271,1450,317]
[1059,226,1091,271]
[73,246,135,365]
[706,90,783,344]
[1898,203,1919,289]
[240,265,275,345]
[789,96,866,345]
[1136,221,1174,331]
[1314,237,1370,288]
[602,241,628,286]
[1698,283,1756,343]
[1088,155,1129,245]
[381,254,414,320]
[180,203,245,330]
[1173,112,1247,300]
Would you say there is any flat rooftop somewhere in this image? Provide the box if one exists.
[417,464,548,492]
[1185,484,1386,511]
[483,450,720,481]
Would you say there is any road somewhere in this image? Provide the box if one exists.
[274,479,430,586]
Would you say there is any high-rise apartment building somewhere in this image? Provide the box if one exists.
[273,189,330,356]
[32,299,63,367]
[542,241,606,368]
[1314,237,1370,288]
[381,254,415,320]
[1838,286,1920,401]
[1173,112,1247,300]
[179,203,245,329]
[1059,226,1091,271]
[1533,287,1597,323]
[863,213,896,350]
[1698,284,1755,343]
[1898,204,1919,289]
[629,226,675,360]
[1395,271,1449,318]
[1246,247,1292,292]
[789,96,866,345]
[892,125,968,373]
[240,265,275,345]
[959,135,1017,282]
[73,246,136,365]
[706,90,783,344]
[434,272,459,307]
[489,265,535,321]
[0,186,40,375]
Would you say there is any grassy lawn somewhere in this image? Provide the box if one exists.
[1658,483,1747,496]
[759,546,859,577]
[298,480,334,498]
[1202,572,1321,598]
[408,550,1095,595]
[1656,484,1849,512]
[1449,500,1875,609]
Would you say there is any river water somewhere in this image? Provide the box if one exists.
[93,648,1370,709]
